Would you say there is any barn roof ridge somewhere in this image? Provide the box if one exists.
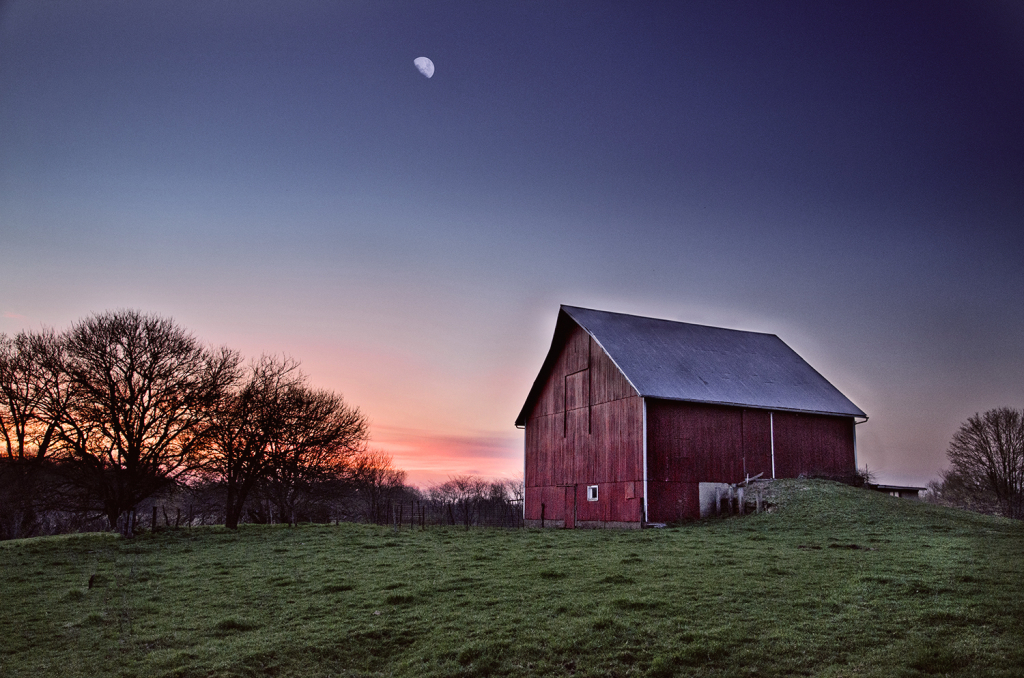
[560,304,781,340]
[515,305,866,427]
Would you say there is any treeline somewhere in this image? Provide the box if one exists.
[423,476,525,529]
[0,310,523,539]
[73,473,525,536]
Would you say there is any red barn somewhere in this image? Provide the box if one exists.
[516,306,867,528]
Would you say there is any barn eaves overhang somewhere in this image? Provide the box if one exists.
[515,305,866,427]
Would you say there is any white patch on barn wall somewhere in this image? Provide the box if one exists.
[698,482,733,518]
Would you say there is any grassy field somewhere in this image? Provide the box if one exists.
[2,480,1023,678]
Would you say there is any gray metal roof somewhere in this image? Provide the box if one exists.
[516,306,865,425]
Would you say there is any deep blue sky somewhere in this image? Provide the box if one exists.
[2,1,1022,485]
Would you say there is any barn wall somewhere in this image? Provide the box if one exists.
[646,400,772,521]
[743,409,774,479]
[524,323,643,526]
[772,411,856,478]
[646,481,699,524]
[645,401,855,521]
[646,401,774,481]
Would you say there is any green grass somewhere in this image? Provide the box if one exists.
[2,479,1023,677]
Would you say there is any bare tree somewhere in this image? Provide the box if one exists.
[348,448,407,523]
[1,313,379,535]
[927,474,1001,516]
[0,330,68,461]
[429,475,489,527]
[203,357,371,528]
[425,475,525,528]
[944,407,1024,519]
[208,356,304,529]
[258,384,368,525]
[206,356,368,529]
[54,310,240,528]
[500,477,525,524]
[0,330,77,538]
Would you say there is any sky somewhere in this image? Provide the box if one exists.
[1,1,1022,488]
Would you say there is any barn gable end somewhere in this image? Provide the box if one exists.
[519,306,866,527]
[521,318,644,528]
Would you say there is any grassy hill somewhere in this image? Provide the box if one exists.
[2,479,1023,678]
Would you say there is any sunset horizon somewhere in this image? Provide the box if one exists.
[3,1,1023,491]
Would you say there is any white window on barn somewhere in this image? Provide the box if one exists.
[587,485,599,501]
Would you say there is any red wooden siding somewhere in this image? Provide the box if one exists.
[646,481,699,524]
[645,400,853,522]
[646,400,772,522]
[772,411,855,478]
[647,401,773,485]
[742,409,774,480]
[524,325,643,526]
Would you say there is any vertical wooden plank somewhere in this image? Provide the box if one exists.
[741,409,773,480]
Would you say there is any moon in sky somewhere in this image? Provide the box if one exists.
[413,56,434,78]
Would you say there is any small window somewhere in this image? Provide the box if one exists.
[587,485,599,502]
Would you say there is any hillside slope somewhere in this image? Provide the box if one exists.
[2,479,1022,678]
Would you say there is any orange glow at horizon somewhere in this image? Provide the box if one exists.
[371,425,523,489]
[254,328,538,492]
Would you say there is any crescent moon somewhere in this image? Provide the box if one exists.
[413,57,434,79]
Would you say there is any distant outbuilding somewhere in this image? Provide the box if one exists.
[516,306,867,527]
[869,484,925,499]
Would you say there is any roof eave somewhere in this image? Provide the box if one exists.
[640,395,866,418]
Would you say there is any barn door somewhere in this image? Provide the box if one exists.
[740,409,773,480]
[564,485,576,529]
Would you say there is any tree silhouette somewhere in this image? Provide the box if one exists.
[55,310,240,528]
[209,355,369,528]
[944,407,1024,519]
